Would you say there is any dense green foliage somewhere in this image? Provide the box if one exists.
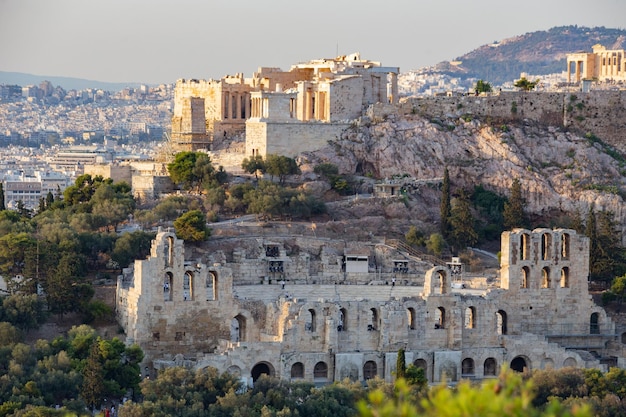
[0,323,142,415]
[173,210,211,242]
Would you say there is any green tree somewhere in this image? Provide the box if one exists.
[173,210,210,242]
[80,340,105,411]
[264,154,300,185]
[449,189,478,253]
[440,167,451,240]
[426,233,445,256]
[405,225,425,247]
[110,231,156,270]
[396,348,406,379]
[514,76,540,91]
[503,178,526,230]
[241,154,266,180]
[1,294,46,331]
[594,210,625,282]
[358,370,591,417]
[475,79,493,93]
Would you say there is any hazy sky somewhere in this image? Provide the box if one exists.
[1,0,624,85]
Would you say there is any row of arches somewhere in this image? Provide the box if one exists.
[520,266,570,289]
[163,270,218,302]
[519,232,570,261]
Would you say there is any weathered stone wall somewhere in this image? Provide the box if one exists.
[117,228,616,387]
[245,120,348,157]
[400,90,626,151]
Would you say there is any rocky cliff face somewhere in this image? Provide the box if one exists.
[303,110,626,229]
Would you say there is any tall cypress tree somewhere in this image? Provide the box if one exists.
[396,348,406,379]
[450,188,478,253]
[503,178,525,230]
[440,167,451,239]
[0,182,5,211]
[81,340,105,411]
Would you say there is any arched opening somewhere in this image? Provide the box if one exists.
[226,365,241,377]
[407,308,416,330]
[496,310,507,335]
[251,362,273,382]
[369,308,378,331]
[510,356,528,373]
[461,358,475,377]
[207,271,218,300]
[435,307,445,329]
[541,233,552,260]
[338,308,347,331]
[438,270,448,294]
[521,266,530,289]
[521,233,530,261]
[563,357,577,367]
[561,233,570,259]
[541,267,551,289]
[183,271,193,301]
[166,236,174,267]
[413,358,427,376]
[484,358,497,376]
[363,361,377,380]
[590,312,600,334]
[307,309,316,332]
[291,362,304,379]
[560,267,569,288]
[464,306,476,329]
[313,361,328,380]
[164,272,173,301]
[231,315,246,342]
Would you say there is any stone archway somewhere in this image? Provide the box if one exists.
[251,361,274,382]
[510,356,529,373]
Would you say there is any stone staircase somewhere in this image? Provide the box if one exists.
[385,238,448,267]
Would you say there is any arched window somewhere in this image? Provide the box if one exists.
[207,271,218,300]
[561,233,570,259]
[461,358,475,376]
[435,307,446,329]
[183,271,193,301]
[413,359,427,376]
[521,233,530,261]
[541,233,552,261]
[541,267,551,289]
[510,356,528,373]
[464,306,476,329]
[363,361,377,380]
[590,312,600,334]
[314,362,328,380]
[232,315,246,342]
[496,310,507,335]
[164,272,173,301]
[369,308,378,331]
[307,309,316,332]
[484,358,497,376]
[338,308,347,331]
[291,362,304,379]
[521,266,530,289]
[560,267,569,288]
[165,236,174,267]
[438,270,448,294]
[407,308,416,330]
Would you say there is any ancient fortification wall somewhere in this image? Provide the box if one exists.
[399,90,626,151]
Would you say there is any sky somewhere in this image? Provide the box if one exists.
[0,0,624,85]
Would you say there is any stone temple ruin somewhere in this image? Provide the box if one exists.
[116,228,626,385]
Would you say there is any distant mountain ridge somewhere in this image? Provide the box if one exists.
[421,26,626,85]
[0,71,144,91]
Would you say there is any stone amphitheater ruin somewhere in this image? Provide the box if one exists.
[116,227,626,386]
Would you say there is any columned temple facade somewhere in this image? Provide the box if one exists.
[566,44,626,83]
[170,53,399,154]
